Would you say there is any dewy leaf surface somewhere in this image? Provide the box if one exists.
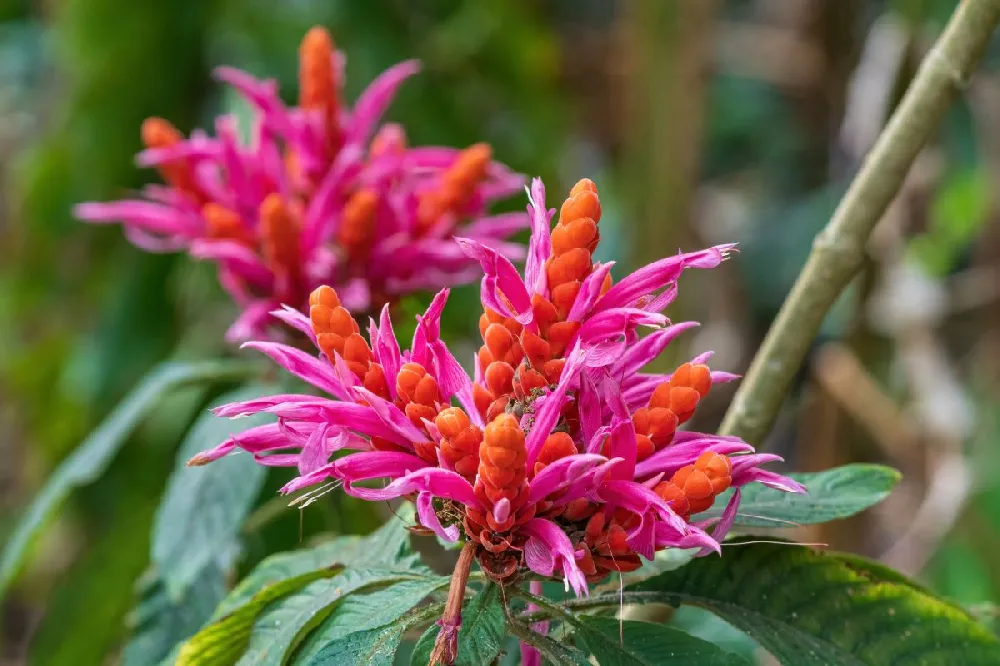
[626,541,1000,665]
[574,617,750,666]
[701,464,900,528]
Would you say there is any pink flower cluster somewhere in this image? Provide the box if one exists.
[191,177,804,598]
[75,26,524,341]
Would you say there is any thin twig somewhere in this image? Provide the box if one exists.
[812,343,921,464]
[720,0,1000,445]
[429,541,477,666]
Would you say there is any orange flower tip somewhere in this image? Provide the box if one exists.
[260,192,287,219]
[569,178,598,197]
[435,407,471,438]
[559,189,601,225]
[309,285,341,309]
[140,117,182,149]
[463,142,492,164]
[302,25,334,51]
[299,26,337,112]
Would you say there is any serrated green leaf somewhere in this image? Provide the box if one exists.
[574,617,750,665]
[303,603,444,666]
[292,576,449,664]
[626,541,1000,665]
[122,564,227,666]
[177,568,341,666]
[154,386,275,597]
[234,569,442,666]
[700,464,900,528]
[506,619,591,666]
[409,583,505,666]
[215,509,421,619]
[0,359,259,600]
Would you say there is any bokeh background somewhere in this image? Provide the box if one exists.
[2,0,1000,663]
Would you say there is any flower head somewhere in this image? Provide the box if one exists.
[190,177,804,595]
[76,26,525,341]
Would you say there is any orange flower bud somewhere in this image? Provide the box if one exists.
[396,363,428,403]
[559,189,601,225]
[533,431,578,476]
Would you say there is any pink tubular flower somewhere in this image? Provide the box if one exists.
[189,176,804,600]
[75,26,525,342]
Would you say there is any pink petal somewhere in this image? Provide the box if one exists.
[594,245,735,313]
[346,60,421,146]
[527,454,608,503]
[411,288,449,368]
[242,341,351,400]
[524,178,553,294]
[417,491,460,542]
[353,387,430,445]
[346,466,479,507]
[373,304,402,396]
[566,262,614,323]
[606,418,637,481]
[270,305,318,347]
[461,211,530,240]
[520,518,588,597]
[456,237,534,325]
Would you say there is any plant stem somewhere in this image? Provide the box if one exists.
[720,0,1000,445]
[429,540,478,666]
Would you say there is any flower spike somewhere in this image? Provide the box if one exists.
[190,177,802,614]
[76,26,526,342]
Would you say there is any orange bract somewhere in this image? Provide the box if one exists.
[416,143,492,234]
[338,189,379,259]
[260,194,301,274]
[653,451,732,519]
[202,203,251,244]
[141,117,203,203]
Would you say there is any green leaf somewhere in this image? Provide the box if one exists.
[153,385,274,596]
[0,359,259,600]
[122,564,227,666]
[700,464,900,528]
[177,568,341,666]
[506,619,591,666]
[409,583,506,666]
[574,617,750,665]
[216,509,421,618]
[234,569,444,666]
[303,603,444,666]
[626,541,1000,665]
[292,577,450,664]
[177,507,428,666]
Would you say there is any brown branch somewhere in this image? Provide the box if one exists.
[720,0,1000,445]
[429,541,477,666]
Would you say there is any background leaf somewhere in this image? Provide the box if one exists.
[121,563,227,666]
[0,359,258,600]
[626,541,1000,665]
[574,617,750,666]
[152,384,275,596]
[700,464,900,528]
